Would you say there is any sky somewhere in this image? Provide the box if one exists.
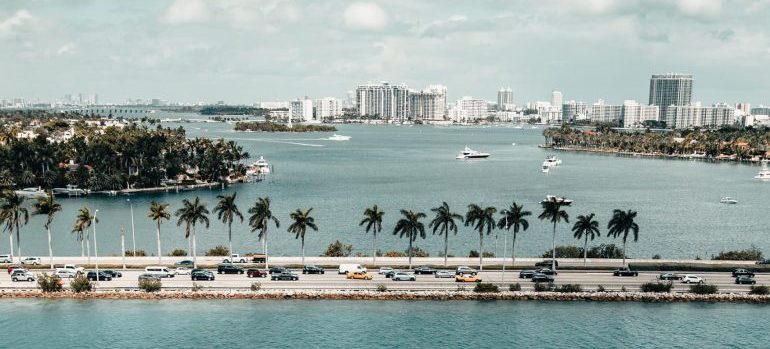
[1,0,769,105]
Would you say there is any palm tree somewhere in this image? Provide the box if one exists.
[359,205,385,265]
[287,208,318,266]
[607,209,639,266]
[248,197,279,269]
[148,201,170,264]
[214,192,243,259]
[572,213,600,266]
[465,204,496,270]
[429,202,462,267]
[497,202,530,268]
[32,192,61,269]
[392,209,426,270]
[175,197,210,268]
[0,191,29,263]
[538,197,570,270]
[74,207,97,263]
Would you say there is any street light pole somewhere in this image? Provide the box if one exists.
[121,226,126,270]
[92,209,99,289]
[502,215,508,283]
[128,199,136,254]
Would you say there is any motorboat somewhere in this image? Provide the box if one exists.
[328,134,351,141]
[720,197,738,204]
[14,187,48,199]
[246,156,270,175]
[52,185,86,197]
[542,195,573,205]
[456,146,490,159]
[542,155,562,168]
[754,169,770,180]
[514,125,523,129]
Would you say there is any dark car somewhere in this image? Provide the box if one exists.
[658,273,682,280]
[251,254,267,263]
[302,266,325,274]
[86,271,112,281]
[269,267,288,275]
[413,266,437,275]
[247,269,268,278]
[384,270,396,278]
[455,266,477,275]
[536,268,558,276]
[613,268,639,277]
[217,264,245,274]
[736,275,757,285]
[102,270,122,278]
[732,269,755,277]
[535,260,559,268]
[271,271,299,281]
[519,270,536,279]
[756,259,770,265]
[531,273,554,283]
[175,260,193,266]
[191,269,215,281]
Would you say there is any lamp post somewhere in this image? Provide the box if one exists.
[127,199,136,254]
[502,215,508,282]
[92,209,99,289]
[121,226,126,270]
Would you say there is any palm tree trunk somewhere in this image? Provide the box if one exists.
[443,227,448,267]
[15,224,21,264]
[47,226,54,269]
[511,231,517,269]
[8,234,13,262]
[622,238,627,267]
[263,227,269,269]
[187,236,191,258]
[372,232,377,266]
[156,223,162,265]
[301,235,305,267]
[192,226,197,269]
[408,236,413,270]
[228,223,233,262]
[86,233,91,265]
[80,238,84,257]
[479,232,483,271]
[551,221,557,271]
[583,235,588,267]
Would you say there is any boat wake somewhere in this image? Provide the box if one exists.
[221,137,324,147]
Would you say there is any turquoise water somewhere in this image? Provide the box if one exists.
[0,299,766,348]
[4,121,769,259]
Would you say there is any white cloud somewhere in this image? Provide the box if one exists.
[56,42,76,56]
[160,0,210,25]
[0,9,36,38]
[677,0,722,17]
[343,2,387,31]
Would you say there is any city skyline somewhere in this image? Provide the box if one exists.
[1,1,770,105]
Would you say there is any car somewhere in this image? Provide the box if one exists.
[174,267,192,275]
[269,267,288,275]
[21,257,41,265]
[434,270,454,278]
[191,269,215,281]
[756,259,770,265]
[86,271,112,281]
[144,266,174,278]
[303,265,325,274]
[55,269,78,278]
[613,268,639,277]
[519,270,536,279]
[413,266,437,275]
[102,270,122,278]
[63,264,85,274]
[392,272,416,281]
[732,269,755,277]
[658,273,682,280]
[11,270,35,282]
[0,255,12,263]
[455,274,482,283]
[531,273,554,283]
[138,273,161,282]
[535,260,559,268]
[384,270,397,278]
[536,268,558,276]
[7,265,23,274]
[174,260,193,266]
[346,271,373,280]
[271,271,299,281]
[680,275,703,284]
[250,254,267,263]
[378,267,394,275]
[455,266,477,275]
[223,254,247,263]
[217,264,245,274]
[247,269,268,278]
[735,275,757,285]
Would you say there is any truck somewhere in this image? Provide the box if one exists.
[338,264,366,275]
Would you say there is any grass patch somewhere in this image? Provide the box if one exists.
[640,281,673,293]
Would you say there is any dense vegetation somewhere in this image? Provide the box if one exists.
[541,244,624,259]
[711,246,763,261]
[640,281,673,293]
[544,124,770,159]
[200,106,271,116]
[234,121,336,132]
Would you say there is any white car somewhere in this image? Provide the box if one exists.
[11,270,36,282]
[223,254,247,263]
[63,264,85,274]
[21,257,41,265]
[174,267,192,275]
[434,270,454,278]
[378,267,394,275]
[681,275,703,284]
[0,255,12,263]
[55,269,78,278]
[392,272,416,281]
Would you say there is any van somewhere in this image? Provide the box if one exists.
[338,264,366,275]
[0,255,12,263]
[144,266,174,278]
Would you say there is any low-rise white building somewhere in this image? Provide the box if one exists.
[290,98,313,122]
[622,100,660,128]
[314,97,342,121]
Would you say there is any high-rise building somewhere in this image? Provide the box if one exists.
[621,100,660,128]
[665,104,735,129]
[562,101,588,122]
[551,90,563,112]
[452,97,488,121]
[497,87,513,111]
[314,97,343,120]
[590,99,623,123]
[649,73,693,117]
[409,84,447,120]
[290,98,313,122]
[356,82,409,120]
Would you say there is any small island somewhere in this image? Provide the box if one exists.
[234,121,337,132]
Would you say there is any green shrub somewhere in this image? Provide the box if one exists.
[557,284,583,293]
[191,282,203,292]
[541,245,583,258]
[125,250,146,257]
[652,254,662,259]
[588,244,625,259]
[473,283,499,293]
[250,282,262,291]
[509,283,521,291]
[468,250,494,258]
[749,285,769,295]
[534,282,554,292]
[139,278,162,292]
[384,250,406,257]
[376,284,388,292]
[37,273,63,292]
[205,245,229,256]
[690,284,718,295]
[407,247,429,257]
[168,249,187,257]
[323,240,352,257]
[70,276,93,293]
[711,246,763,261]
[596,285,606,292]
[456,285,467,292]
[640,281,673,293]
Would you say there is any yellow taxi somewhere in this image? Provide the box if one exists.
[346,271,373,280]
[455,273,482,283]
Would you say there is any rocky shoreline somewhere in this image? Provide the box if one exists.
[3,290,770,303]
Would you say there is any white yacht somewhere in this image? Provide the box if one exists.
[541,155,562,168]
[52,185,86,197]
[456,146,490,160]
[14,187,48,199]
[328,134,351,141]
[720,197,738,204]
[246,156,271,175]
[542,195,574,205]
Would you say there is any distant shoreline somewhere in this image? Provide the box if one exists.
[550,145,767,164]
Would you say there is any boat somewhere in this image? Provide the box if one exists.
[456,146,490,159]
[514,125,523,129]
[720,197,738,204]
[52,185,87,197]
[541,165,549,173]
[328,134,351,141]
[246,156,270,175]
[542,195,573,205]
[14,187,48,199]
[754,169,770,180]
[541,155,562,168]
